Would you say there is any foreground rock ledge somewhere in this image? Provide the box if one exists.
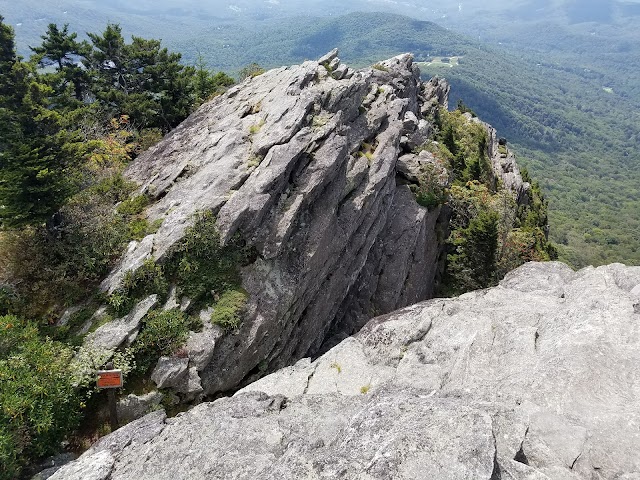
[53,262,640,480]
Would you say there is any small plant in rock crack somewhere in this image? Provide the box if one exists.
[330,361,342,374]
[249,119,265,135]
[210,288,248,331]
[247,154,263,169]
[372,63,389,72]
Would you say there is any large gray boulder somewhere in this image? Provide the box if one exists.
[85,295,158,350]
[116,392,163,424]
[56,262,640,479]
[88,51,474,397]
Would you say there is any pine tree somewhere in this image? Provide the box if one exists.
[0,18,80,227]
[464,210,499,288]
[30,23,90,102]
[84,24,195,130]
[30,23,84,71]
[193,53,235,106]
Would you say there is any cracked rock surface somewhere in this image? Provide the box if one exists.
[55,262,640,479]
[91,52,465,396]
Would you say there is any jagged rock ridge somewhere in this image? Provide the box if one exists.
[52,262,640,479]
[85,50,527,398]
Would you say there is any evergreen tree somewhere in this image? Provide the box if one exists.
[464,210,499,287]
[30,23,90,102]
[84,24,195,130]
[0,15,17,101]
[30,23,85,71]
[0,18,80,227]
[192,53,235,106]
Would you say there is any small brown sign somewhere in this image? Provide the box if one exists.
[97,369,123,389]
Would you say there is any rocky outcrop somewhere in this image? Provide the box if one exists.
[82,52,453,395]
[82,51,526,398]
[85,295,157,350]
[52,262,640,479]
[116,392,163,424]
[481,119,530,205]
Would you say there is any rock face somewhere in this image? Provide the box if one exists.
[82,50,536,399]
[53,262,640,479]
[90,52,469,396]
[482,118,531,204]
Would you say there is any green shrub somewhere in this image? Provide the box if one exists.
[413,190,441,209]
[435,108,491,186]
[108,259,169,316]
[0,316,83,479]
[372,63,389,72]
[116,194,149,216]
[411,163,447,210]
[0,181,134,321]
[238,63,265,80]
[166,211,254,308]
[132,309,196,372]
[0,172,147,322]
[108,211,254,319]
[127,218,151,240]
[210,289,248,331]
[126,218,162,241]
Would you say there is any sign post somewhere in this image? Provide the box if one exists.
[97,362,122,431]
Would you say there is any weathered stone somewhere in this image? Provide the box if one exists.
[54,262,640,479]
[332,62,349,80]
[85,295,157,350]
[235,357,316,397]
[480,118,531,205]
[101,235,154,294]
[79,51,524,400]
[48,450,114,480]
[402,110,418,133]
[151,357,189,389]
[56,305,83,327]
[162,286,192,312]
[185,325,223,371]
[30,453,77,480]
[77,305,108,336]
[175,367,204,401]
[317,48,339,65]
[116,392,163,424]
[50,411,166,480]
[84,410,167,459]
[407,118,433,150]
[421,75,450,117]
[31,467,63,480]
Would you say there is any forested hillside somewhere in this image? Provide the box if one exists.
[3,4,639,266]
[0,17,237,478]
